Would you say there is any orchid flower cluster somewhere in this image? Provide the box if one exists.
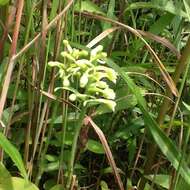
[48,40,117,111]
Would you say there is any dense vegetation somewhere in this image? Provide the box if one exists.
[0,0,190,189]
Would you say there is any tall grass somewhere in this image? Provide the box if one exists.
[0,0,190,190]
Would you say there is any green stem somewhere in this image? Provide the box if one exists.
[66,106,87,189]
[35,102,59,185]
[58,91,68,182]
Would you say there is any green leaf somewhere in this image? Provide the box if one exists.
[145,174,169,189]
[44,161,60,172]
[2,104,25,127]
[129,12,174,61]
[0,177,39,190]
[176,177,190,190]
[125,1,187,18]
[75,0,105,15]
[43,179,56,190]
[0,174,38,190]
[0,0,9,6]
[0,132,27,179]
[107,58,190,186]
[7,85,27,100]
[100,180,109,190]
[0,162,12,180]
[149,13,174,34]
[103,0,115,29]
[49,184,65,190]
[100,166,124,175]
[87,139,105,154]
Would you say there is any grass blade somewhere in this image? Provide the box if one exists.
[125,1,187,18]
[107,58,190,185]
[0,132,27,179]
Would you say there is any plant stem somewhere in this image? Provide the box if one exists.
[66,106,87,189]
[35,102,59,185]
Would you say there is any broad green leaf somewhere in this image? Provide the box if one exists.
[107,58,190,185]
[44,161,86,172]
[100,166,124,175]
[0,162,12,180]
[0,0,9,5]
[100,180,109,190]
[75,0,105,15]
[43,179,56,190]
[145,174,169,189]
[0,177,38,190]
[2,104,25,127]
[49,185,65,190]
[45,154,58,162]
[149,13,174,34]
[0,165,37,190]
[0,132,27,179]
[125,1,187,18]
[87,139,105,154]
[55,131,74,146]
[44,161,60,172]
[7,85,27,100]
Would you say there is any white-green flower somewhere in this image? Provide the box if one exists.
[69,94,77,102]
[49,40,117,112]
[63,77,70,87]
[103,88,116,99]
[80,73,89,88]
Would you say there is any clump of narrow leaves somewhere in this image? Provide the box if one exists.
[48,40,117,111]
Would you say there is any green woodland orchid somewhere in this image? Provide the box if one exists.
[48,40,117,111]
[48,41,118,189]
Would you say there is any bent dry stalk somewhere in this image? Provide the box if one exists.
[48,40,117,189]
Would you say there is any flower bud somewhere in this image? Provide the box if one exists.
[72,49,80,58]
[91,45,103,57]
[69,94,77,101]
[80,73,88,88]
[63,77,70,87]
[106,69,117,83]
[48,61,62,67]
[63,40,73,53]
[76,59,92,69]
[96,81,108,89]
[61,52,75,62]
[103,88,116,99]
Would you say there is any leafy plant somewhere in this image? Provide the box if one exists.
[48,40,117,189]
[0,1,190,190]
